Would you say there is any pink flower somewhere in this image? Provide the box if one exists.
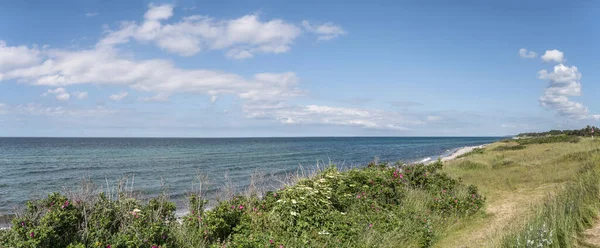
[238,205,244,210]
[399,173,404,179]
[231,205,235,209]
[20,222,25,227]
[269,239,274,243]
[273,193,277,197]
[30,231,34,238]
[368,223,373,228]
[106,245,112,248]
[151,246,158,248]
[280,245,284,248]
[356,195,361,199]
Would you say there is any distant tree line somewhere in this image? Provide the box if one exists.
[518,125,598,137]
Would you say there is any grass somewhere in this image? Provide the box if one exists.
[434,138,600,247]
[456,147,486,158]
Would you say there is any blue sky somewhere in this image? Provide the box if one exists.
[0,0,598,137]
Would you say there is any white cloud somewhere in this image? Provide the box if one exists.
[210,95,218,103]
[42,87,70,101]
[144,4,173,21]
[139,93,169,102]
[73,91,88,99]
[15,103,117,117]
[0,41,41,72]
[302,20,346,41]
[541,49,564,63]
[85,12,98,17]
[537,62,597,119]
[109,91,128,101]
[98,4,302,58]
[243,102,423,130]
[518,48,537,59]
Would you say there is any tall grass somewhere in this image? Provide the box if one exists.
[500,162,600,247]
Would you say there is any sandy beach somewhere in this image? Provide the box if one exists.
[439,144,489,162]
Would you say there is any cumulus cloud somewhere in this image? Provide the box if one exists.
[0,41,41,72]
[519,48,537,59]
[42,87,70,101]
[109,91,129,101]
[541,49,564,63]
[537,62,597,119]
[98,4,302,58]
[302,20,346,41]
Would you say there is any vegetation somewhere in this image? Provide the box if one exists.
[492,144,526,151]
[434,136,600,247]
[517,125,598,137]
[456,147,485,158]
[0,161,485,248]
[515,135,580,145]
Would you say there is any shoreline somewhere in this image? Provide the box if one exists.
[425,143,490,164]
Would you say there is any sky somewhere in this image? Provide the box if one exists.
[0,0,599,137]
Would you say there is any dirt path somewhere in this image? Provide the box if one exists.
[434,185,556,248]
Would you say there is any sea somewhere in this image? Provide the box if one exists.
[0,136,502,227]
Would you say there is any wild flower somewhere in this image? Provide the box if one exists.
[269,239,274,243]
[238,205,244,210]
[30,231,34,238]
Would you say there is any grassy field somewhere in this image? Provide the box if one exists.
[435,137,600,247]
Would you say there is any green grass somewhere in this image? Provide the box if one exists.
[434,137,600,247]
[492,144,526,151]
[456,147,486,158]
[516,135,580,145]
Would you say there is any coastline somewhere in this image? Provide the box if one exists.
[425,143,490,164]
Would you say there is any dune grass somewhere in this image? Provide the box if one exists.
[434,138,600,247]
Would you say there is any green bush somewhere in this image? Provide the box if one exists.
[516,135,580,145]
[493,144,526,151]
[1,162,486,248]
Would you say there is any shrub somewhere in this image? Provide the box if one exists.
[1,162,486,248]
[493,144,526,151]
[516,135,580,145]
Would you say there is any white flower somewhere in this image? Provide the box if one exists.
[292,199,297,204]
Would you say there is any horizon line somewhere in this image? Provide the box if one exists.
[0,135,512,139]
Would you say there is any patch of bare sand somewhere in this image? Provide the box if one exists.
[580,218,600,247]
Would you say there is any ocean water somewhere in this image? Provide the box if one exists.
[0,137,502,223]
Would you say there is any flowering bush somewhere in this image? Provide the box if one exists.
[1,161,485,248]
